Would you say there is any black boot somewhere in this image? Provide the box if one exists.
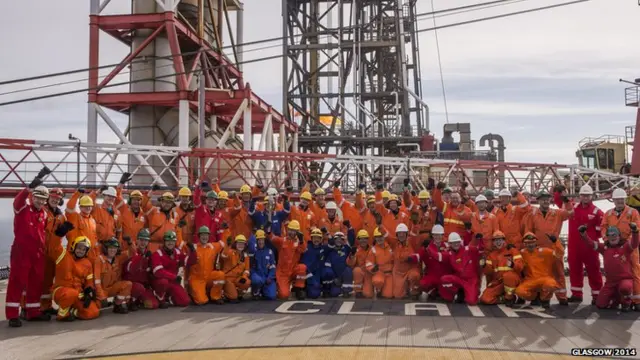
[454,290,466,304]
[159,301,169,309]
[515,297,526,305]
[621,303,631,313]
[215,299,224,305]
[59,314,76,322]
[294,287,306,300]
[8,318,22,328]
[26,313,51,322]
[113,304,129,314]
[505,298,515,308]
[541,300,551,309]
[568,295,583,303]
[634,304,640,312]
[128,301,139,312]
[43,308,58,316]
[530,295,541,306]
[558,298,569,306]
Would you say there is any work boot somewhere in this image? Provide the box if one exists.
[540,300,551,309]
[214,299,224,305]
[505,298,515,308]
[113,304,129,314]
[59,314,76,322]
[8,318,22,328]
[621,304,631,313]
[530,295,541,306]
[568,295,583,303]
[634,304,640,312]
[158,301,169,309]
[26,313,51,322]
[228,298,240,304]
[128,302,139,312]
[322,291,331,298]
[19,309,26,320]
[515,297,526,305]
[558,298,569,306]
[43,308,58,316]
[294,287,306,300]
[454,290,466,304]
[411,293,420,301]
[355,293,365,299]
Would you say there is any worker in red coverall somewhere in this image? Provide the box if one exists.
[150,231,196,308]
[122,228,159,310]
[194,181,222,242]
[480,231,524,306]
[580,224,639,311]
[553,184,603,304]
[269,220,308,299]
[407,224,451,300]
[439,232,483,305]
[6,167,53,328]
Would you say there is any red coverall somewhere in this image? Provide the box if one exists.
[409,241,451,296]
[554,191,603,299]
[586,232,639,309]
[5,189,47,320]
[150,248,196,306]
[122,250,159,309]
[439,238,483,305]
[194,187,222,242]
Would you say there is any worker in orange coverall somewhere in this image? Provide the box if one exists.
[374,192,409,250]
[480,231,524,306]
[471,194,499,251]
[122,229,158,310]
[150,231,195,308]
[523,189,571,305]
[404,190,440,242]
[432,182,472,238]
[495,189,529,249]
[318,201,348,242]
[359,195,381,245]
[40,187,66,315]
[332,181,364,231]
[347,230,373,298]
[50,235,100,321]
[175,187,196,245]
[187,226,226,305]
[89,186,122,244]
[94,238,131,313]
[601,188,640,311]
[289,192,317,242]
[514,232,561,309]
[115,187,146,254]
[268,220,308,299]
[219,235,252,302]
[228,184,259,239]
[145,191,183,253]
[366,227,394,299]
[394,224,421,299]
[439,232,483,305]
[65,190,98,260]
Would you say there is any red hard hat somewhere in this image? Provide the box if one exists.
[50,188,64,199]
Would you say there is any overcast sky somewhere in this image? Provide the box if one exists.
[0,0,638,166]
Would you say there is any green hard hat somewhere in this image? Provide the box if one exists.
[536,189,551,199]
[137,228,151,240]
[442,187,453,194]
[103,237,120,248]
[198,226,211,235]
[163,230,177,241]
[206,191,218,199]
[484,189,495,198]
[606,226,620,236]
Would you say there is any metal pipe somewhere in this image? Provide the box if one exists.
[198,72,205,147]
[236,4,244,71]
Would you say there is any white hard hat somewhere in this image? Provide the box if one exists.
[579,184,594,195]
[431,224,445,235]
[266,188,278,197]
[498,189,511,197]
[102,186,117,197]
[475,194,488,203]
[396,223,409,233]
[326,201,338,210]
[32,185,50,199]
[448,232,463,243]
[612,188,627,199]
[333,231,345,238]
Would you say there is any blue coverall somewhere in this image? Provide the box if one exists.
[322,229,356,297]
[301,242,329,298]
[247,235,277,300]
[249,200,290,260]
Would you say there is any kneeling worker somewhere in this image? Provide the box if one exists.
[188,226,226,305]
[94,238,132,314]
[220,235,252,302]
[249,230,277,300]
[515,232,560,308]
[150,231,195,308]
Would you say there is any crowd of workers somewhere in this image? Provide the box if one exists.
[4,166,640,328]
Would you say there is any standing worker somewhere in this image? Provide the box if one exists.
[40,187,66,315]
[269,221,308,299]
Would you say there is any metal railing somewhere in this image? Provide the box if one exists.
[625,86,639,107]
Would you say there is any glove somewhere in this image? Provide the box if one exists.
[296,233,304,243]
[239,277,247,284]
[464,222,472,230]
[256,183,264,190]
[200,181,209,189]
[178,219,186,228]
[82,287,96,308]
[371,264,379,273]
[123,236,132,246]
[54,221,74,237]
[343,220,351,228]
[334,180,341,188]
[631,223,638,233]
[187,242,196,253]
[578,225,587,233]
[554,184,566,193]
[320,227,328,234]
[403,178,410,187]
[547,234,558,243]
[411,190,417,197]
[221,222,229,230]
[119,172,133,185]
[175,276,182,285]
[436,182,446,190]
[376,183,384,191]
[78,188,86,194]
[28,178,43,189]
[286,185,293,193]
[100,299,110,309]
[144,250,152,258]
[99,185,108,193]
[350,247,358,255]
[35,166,52,180]
[226,236,233,246]
[561,196,570,203]
[475,233,483,240]
[358,183,366,190]
[265,278,272,285]
[333,278,342,287]
[427,178,435,190]
[151,184,160,191]
[506,244,515,250]
[422,239,431,248]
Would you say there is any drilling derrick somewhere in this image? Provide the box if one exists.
[283,0,427,186]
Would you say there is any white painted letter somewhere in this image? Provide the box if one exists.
[275,301,325,314]
[497,304,555,319]
[467,305,486,317]
[405,302,451,316]
[337,301,384,315]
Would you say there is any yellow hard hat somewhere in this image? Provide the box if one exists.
[418,190,430,200]
[70,236,91,252]
[381,190,391,199]
[235,234,247,243]
[161,192,175,201]
[300,192,312,201]
[366,195,376,204]
[178,187,192,197]
[217,191,229,200]
[240,184,251,194]
[129,190,143,199]
[373,227,383,237]
[311,228,323,237]
[314,188,325,196]
[357,229,369,238]
[79,195,94,207]
[255,230,266,239]
[287,220,301,231]
[389,194,399,202]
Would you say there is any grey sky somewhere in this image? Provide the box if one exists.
[0,0,638,166]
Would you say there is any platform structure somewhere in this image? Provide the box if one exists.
[87,0,298,188]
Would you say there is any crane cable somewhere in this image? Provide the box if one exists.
[431,0,450,125]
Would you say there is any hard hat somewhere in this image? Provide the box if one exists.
[32,186,50,199]
[431,224,445,235]
[314,188,326,196]
[198,226,210,235]
[612,188,627,199]
[442,187,453,194]
[389,194,399,202]
[266,188,278,197]
[102,187,117,197]
[535,190,551,199]
[373,227,383,237]
[103,238,120,248]
[333,231,345,238]
[311,228,323,237]
[300,192,312,201]
[484,190,495,199]
[235,234,247,243]
[263,196,270,202]
[287,220,301,231]
[161,192,175,201]
[498,189,511,197]
[255,230,266,239]
[381,190,391,199]
[418,190,430,200]
[492,230,506,239]
[522,232,537,242]
[326,201,337,210]
[206,191,218,199]
[129,190,143,199]
[49,188,64,199]
[606,226,621,236]
[178,187,192,197]
[240,184,251,194]
[579,184,594,195]
[395,223,409,233]
[70,236,91,252]
[357,229,369,238]
[448,232,463,243]
[366,195,376,204]
[137,228,151,240]
[475,194,488,203]
[217,191,229,200]
[163,230,177,242]
[79,195,94,207]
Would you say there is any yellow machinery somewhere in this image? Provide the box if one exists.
[576,134,629,173]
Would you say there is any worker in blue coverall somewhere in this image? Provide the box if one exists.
[248,191,290,260]
[322,228,356,297]
[301,228,329,298]
[247,229,277,300]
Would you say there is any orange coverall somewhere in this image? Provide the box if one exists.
[270,235,308,299]
[374,196,410,250]
[392,241,421,298]
[333,187,363,231]
[471,211,499,251]
[188,242,226,304]
[495,193,530,248]
[289,206,317,242]
[359,206,379,246]
[41,205,66,311]
[94,253,132,305]
[515,243,560,301]
[346,245,373,297]
[65,192,99,261]
[433,188,472,238]
[366,243,394,298]
[115,188,146,253]
[89,192,122,243]
[480,247,524,304]
[144,206,183,253]
[220,247,251,300]
[601,206,640,305]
